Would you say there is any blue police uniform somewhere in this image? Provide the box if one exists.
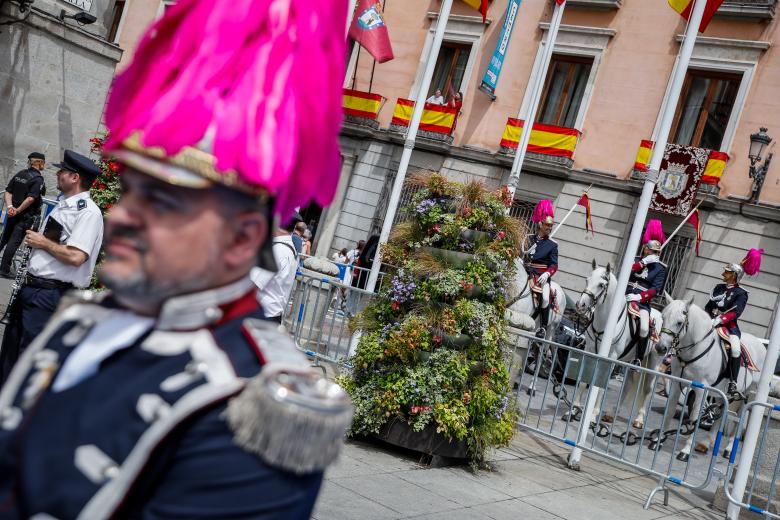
[626,256,667,311]
[705,283,748,337]
[0,278,350,519]
[524,235,558,278]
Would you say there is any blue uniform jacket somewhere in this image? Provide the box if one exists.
[626,257,667,311]
[0,279,327,520]
[524,235,558,276]
[705,283,748,337]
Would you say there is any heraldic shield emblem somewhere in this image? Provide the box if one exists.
[358,5,385,30]
[650,143,711,216]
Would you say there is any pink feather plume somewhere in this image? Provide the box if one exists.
[741,248,764,276]
[104,0,347,219]
[642,219,666,244]
[531,199,554,223]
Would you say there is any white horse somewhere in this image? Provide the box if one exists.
[653,298,766,461]
[571,261,664,428]
[505,257,566,341]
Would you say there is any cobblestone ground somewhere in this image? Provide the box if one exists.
[313,430,724,520]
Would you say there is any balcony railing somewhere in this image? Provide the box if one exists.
[631,140,729,196]
[716,0,776,20]
[498,118,581,168]
[388,99,458,144]
[566,0,621,10]
[342,89,385,130]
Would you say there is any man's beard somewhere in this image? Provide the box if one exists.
[99,225,218,310]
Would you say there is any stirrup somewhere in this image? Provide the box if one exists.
[727,384,745,403]
[631,358,641,367]
[535,327,546,338]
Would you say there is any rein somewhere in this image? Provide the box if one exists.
[577,274,629,350]
[660,310,717,368]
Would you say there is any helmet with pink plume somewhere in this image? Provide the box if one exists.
[725,248,764,282]
[532,199,555,225]
[642,219,666,252]
[104,0,347,221]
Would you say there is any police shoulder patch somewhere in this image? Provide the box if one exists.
[77,199,87,210]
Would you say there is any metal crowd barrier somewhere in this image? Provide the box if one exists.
[724,401,780,518]
[283,269,375,366]
[508,329,731,508]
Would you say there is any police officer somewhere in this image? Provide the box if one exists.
[0,150,103,382]
[0,152,46,277]
[0,1,351,517]
[525,199,558,338]
[625,239,667,365]
[705,263,749,401]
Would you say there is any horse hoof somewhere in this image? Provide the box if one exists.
[694,443,708,454]
[526,388,536,397]
[649,441,662,450]
[676,452,690,462]
[722,449,731,459]
[632,419,644,430]
[601,414,614,424]
[566,455,581,472]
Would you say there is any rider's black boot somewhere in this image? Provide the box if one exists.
[633,335,649,366]
[727,356,745,401]
[536,307,549,338]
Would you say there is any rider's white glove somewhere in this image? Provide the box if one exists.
[537,272,550,285]
[626,294,641,303]
[642,254,660,265]
[711,317,722,328]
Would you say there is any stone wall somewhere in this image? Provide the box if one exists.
[0,3,122,191]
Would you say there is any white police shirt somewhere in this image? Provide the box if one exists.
[28,191,104,288]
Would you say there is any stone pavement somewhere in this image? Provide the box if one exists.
[313,430,724,520]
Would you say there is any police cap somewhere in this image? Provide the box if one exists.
[28,152,45,161]
[53,150,101,182]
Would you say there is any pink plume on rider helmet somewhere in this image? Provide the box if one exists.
[103,0,347,219]
[531,199,555,224]
[642,219,666,244]
[741,248,764,276]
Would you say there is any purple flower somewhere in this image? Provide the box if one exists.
[415,199,437,214]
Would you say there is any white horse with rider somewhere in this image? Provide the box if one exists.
[571,259,664,428]
[653,252,766,461]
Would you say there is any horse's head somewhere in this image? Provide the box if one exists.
[657,294,694,353]
[576,259,612,316]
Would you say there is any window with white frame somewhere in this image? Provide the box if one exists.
[537,54,594,128]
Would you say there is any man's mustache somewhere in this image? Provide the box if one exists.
[104,225,150,253]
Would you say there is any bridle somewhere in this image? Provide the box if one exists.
[578,274,610,318]
[659,308,716,366]
[577,274,629,349]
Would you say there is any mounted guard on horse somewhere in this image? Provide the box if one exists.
[524,199,559,338]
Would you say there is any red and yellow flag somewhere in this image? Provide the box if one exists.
[500,119,581,158]
[343,89,384,119]
[462,0,489,22]
[702,151,729,184]
[687,208,702,255]
[391,99,457,134]
[577,192,595,236]
[668,0,724,33]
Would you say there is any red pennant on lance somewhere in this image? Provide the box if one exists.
[349,0,394,63]
[577,193,595,235]
[556,0,566,4]
[687,209,701,255]
[650,143,709,216]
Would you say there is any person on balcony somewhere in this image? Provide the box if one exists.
[426,88,445,106]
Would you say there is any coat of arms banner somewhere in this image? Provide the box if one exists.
[650,143,710,216]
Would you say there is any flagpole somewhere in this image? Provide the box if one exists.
[550,184,592,239]
[659,200,702,251]
[363,0,454,295]
[506,0,566,199]
[346,0,358,37]
[567,0,710,470]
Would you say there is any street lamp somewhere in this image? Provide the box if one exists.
[748,127,773,203]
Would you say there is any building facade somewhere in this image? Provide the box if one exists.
[0,0,122,188]
[322,0,780,338]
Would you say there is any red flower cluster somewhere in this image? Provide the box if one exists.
[496,231,506,240]
[410,405,432,414]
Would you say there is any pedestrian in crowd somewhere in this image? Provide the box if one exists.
[332,248,348,264]
[0,151,47,278]
[346,239,364,264]
[302,228,312,256]
[0,0,351,516]
[258,219,300,323]
[426,88,445,105]
[0,150,103,383]
[292,220,306,253]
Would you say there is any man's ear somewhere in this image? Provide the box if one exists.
[223,212,268,270]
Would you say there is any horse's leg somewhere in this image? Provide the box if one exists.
[677,388,704,462]
[722,399,744,459]
[650,375,681,449]
[633,353,660,429]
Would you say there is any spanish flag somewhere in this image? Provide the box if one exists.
[462,0,489,22]
[668,0,724,33]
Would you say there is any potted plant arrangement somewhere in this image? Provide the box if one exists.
[338,172,526,467]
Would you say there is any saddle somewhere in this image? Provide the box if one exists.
[717,327,759,372]
[627,302,660,343]
[529,275,560,314]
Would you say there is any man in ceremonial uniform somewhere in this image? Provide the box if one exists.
[0,0,351,518]
[0,152,46,278]
[705,260,750,400]
[525,199,558,337]
[625,238,667,365]
[0,150,103,383]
